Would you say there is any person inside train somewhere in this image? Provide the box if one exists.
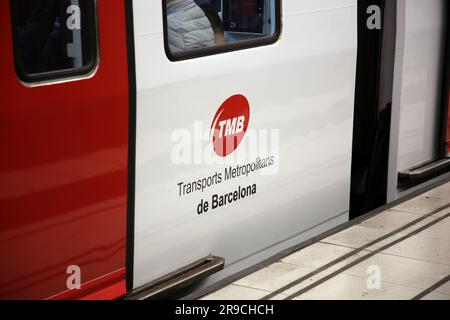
[197,1,227,46]
[166,0,226,53]
[15,0,70,74]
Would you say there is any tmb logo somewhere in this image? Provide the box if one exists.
[211,94,250,157]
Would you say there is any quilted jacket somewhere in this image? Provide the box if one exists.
[166,0,215,53]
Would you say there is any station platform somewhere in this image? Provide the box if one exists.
[201,181,450,300]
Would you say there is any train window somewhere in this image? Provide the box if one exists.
[164,0,281,61]
[10,0,98,83]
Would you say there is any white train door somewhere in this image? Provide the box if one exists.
[128,0,358,293]
[388,0,450,198]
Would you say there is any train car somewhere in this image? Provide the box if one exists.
[0,0,448,299]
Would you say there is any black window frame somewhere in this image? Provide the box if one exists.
[162,0,282,62]
[9,0,99,84]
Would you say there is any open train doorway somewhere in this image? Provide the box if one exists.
[350,0,450,219]
[350,0,395,219]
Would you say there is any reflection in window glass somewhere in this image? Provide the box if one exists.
[223,0,265,33]
[165,0,279,57]
[11,0,97,81]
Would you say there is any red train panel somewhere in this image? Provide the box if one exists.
[0,0,129,299]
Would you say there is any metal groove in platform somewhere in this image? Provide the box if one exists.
[202,182,450,300]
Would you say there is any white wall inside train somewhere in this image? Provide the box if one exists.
[388,0,449,201]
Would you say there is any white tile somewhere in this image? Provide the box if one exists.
[361,210,419,233]
[281,242,357,269]
[235,249,367,298]
[202,284,271,300]
[291,297,307,300]
[429,207,450,219]
[341,252,450,292]
[234,262,315,293]
[420,291,450,300]
[280,256,371,297]
[381,235,450,266]
[323,225,388,249]
[435,280,450,295]
[393,196,449,216]
[296,273,421,300]
[326,212,449,254]
[423,183,450,201]
[413,218,450,242]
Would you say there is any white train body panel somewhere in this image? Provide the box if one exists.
[131,0,358,289]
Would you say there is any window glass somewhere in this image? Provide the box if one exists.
[165,0,280,59]
[10,0,97,82]
[223,0,265,33]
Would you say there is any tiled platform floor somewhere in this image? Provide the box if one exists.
[203,182,450,300]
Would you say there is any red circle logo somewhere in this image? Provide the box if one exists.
[211,95,250,157]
